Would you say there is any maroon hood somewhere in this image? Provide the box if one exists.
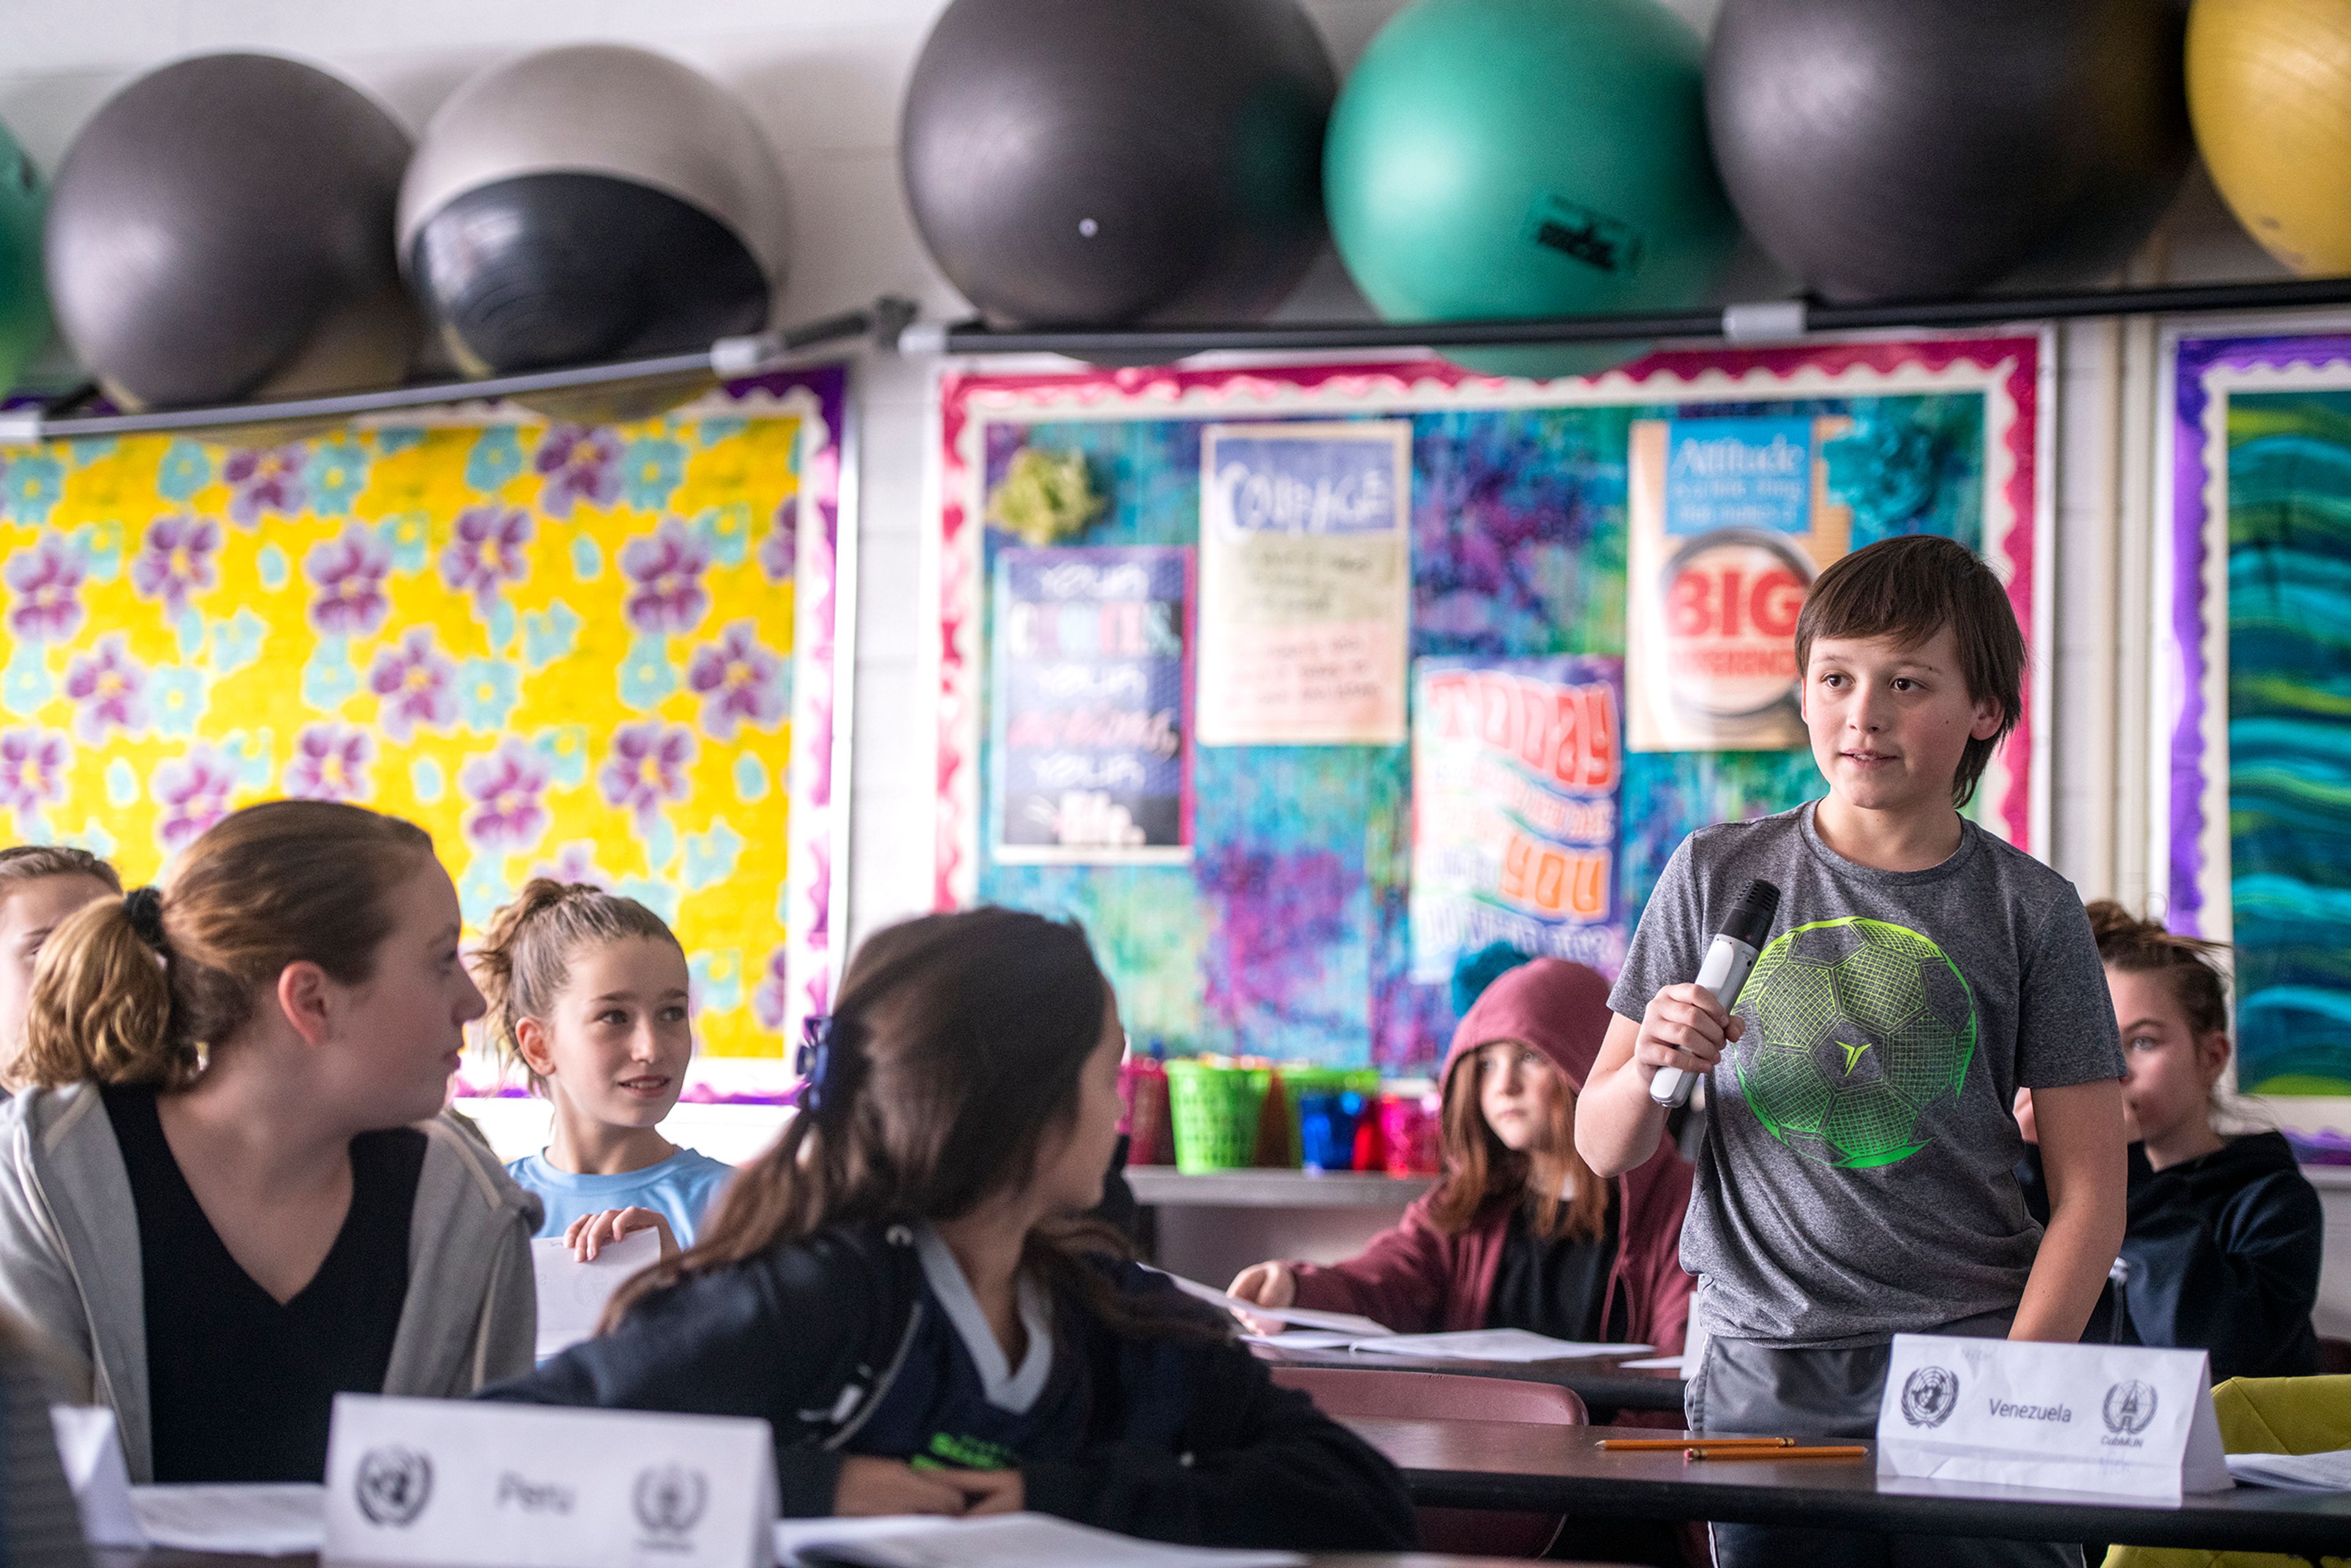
[1439,957,1614,1097]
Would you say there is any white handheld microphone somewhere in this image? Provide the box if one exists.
[1649,879,1782,1109]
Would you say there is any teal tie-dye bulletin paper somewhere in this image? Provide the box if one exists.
[937,342,2045,1070]
[2171,336,2351,1097]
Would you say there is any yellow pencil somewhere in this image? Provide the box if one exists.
[1599,1437,1796,1452]
[1684,1445,1867,1463]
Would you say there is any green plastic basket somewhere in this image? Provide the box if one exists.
[1166,1060,1269,1174]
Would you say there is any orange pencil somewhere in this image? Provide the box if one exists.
[1684,1445,1866,1463]
[1600,1437,1795,1452]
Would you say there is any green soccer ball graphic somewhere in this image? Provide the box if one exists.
[1733,917,1978,1169]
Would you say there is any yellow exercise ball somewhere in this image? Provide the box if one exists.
[2189,0,2351,274]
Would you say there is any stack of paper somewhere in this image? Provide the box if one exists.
[2225,1450,2351,1491]
[1348,1329,1651,1364]
[130,1485,327,1555]
[774,1513,1304,1567]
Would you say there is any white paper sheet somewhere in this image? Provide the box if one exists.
[1153,1270,1392,1338]
[531,1226,662,1359]
[1616,1355,1689,1371]
[1347,1329,1649,1363]
[50,1405,143,1548]
[1239,1331,1359,1350]
[774,1512,1303,1568]
[2225,1449,2351,1491]
[130,1484,326,1555]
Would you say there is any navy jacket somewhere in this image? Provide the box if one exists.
[479,1222,1417,1551]
[2019,1131,2323,1381]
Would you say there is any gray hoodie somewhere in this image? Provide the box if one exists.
[0,1084,540,1482]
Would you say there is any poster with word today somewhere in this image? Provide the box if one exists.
[1412,656,1626,982]
[1626,415,1854,752]
[1196,421,1409,746]
[990,546,1190,864]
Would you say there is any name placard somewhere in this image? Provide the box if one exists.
[322,1395,774,1568]
[1877,1334,2232,1502]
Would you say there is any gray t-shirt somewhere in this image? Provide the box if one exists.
[1610,803,2124,1348]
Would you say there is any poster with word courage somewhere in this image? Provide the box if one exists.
[1412,656,1625,982]
[991,546,1190,863]
[1626,415,1854,752]
[1196,421,1410,746]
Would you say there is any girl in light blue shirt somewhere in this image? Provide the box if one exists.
[473,880,732,1259]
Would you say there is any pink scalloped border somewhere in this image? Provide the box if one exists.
[936,339,2041,909]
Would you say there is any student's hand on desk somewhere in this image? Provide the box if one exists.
[1227,1261,1297,1337]
[833,1457,974,1517]
[943,1468,1023,1516]
[564,1206,680,1264]
[1632,983,1742,1084]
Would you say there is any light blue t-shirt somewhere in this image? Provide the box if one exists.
[506,1147,735,1247]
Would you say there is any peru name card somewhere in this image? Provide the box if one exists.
[322,1395,773,1568]
[1876,1334,2232,1502]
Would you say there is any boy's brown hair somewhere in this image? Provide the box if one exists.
[1793,534,2024,808]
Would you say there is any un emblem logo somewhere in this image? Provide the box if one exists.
[2103,1380,2158,1436]
[633,1465,710,1538]
[354,1447,434,1527]
[1899,1365,1960,1428]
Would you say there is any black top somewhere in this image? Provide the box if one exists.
[1490,1187,1623,1344]
[103,1085,426,1483]
[483,1222,1419,1551]
[2017,1131,2323,1382]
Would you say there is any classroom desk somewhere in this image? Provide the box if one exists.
[98,1550,1643,1568]
[1347,1417,2351,1559]
[1253,1341,1688,1415]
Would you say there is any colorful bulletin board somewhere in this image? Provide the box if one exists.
[937,338,2048,1070]
[0,365,851,1100]
[2167,331,2351,1097]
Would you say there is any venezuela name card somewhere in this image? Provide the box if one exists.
[322,1395,773,1568]
[1876,1334,2231,1502]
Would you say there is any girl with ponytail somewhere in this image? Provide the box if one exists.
[0,800,540,1484]
[472,879,730,1262]
[483,906,1415,1553]
[2014,901,2323,1380]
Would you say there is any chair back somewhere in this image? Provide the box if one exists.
[1271,1367,1586,1558]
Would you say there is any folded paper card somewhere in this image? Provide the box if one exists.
[1876,1334,2232,1502]
[773,1511,1303,1568]
[531,1227,662,1360]
[323,1394,774,1568]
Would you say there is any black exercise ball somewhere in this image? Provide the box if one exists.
[46,53,419,409]
[901,0,1335,327]
[1705,0,2191,302]
[399,44,791,376]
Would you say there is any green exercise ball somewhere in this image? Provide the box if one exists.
[0,121,49,396]
[1324,0,1736,377]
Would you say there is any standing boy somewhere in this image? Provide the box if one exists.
[1577,534,2127,1568]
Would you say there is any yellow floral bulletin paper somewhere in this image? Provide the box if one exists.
[0,367,850,1098]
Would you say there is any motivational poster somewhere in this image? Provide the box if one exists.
[1626,415,1853,751]
[1411,656,1627,981]
[990,546,1190,863]
[1196,421,1410,746]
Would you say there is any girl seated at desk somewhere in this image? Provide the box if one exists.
[1229,956,1694,1355]
[483,906,1416,1552]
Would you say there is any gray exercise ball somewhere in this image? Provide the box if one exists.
[1705,0,2191,302]
[901,0,1335,328]
[399,44,792,378]
[46,53,420,410]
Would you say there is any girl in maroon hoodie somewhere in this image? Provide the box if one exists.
[1228,958,1694,1353]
